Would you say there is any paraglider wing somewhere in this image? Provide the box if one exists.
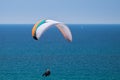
[32,20,46,40]
[36,20,60,40]
[56,24,72,42]
[32,19,72,42]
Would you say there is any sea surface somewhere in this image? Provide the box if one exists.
[0,24,120,80]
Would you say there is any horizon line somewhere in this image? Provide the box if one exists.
[0,23,120,25]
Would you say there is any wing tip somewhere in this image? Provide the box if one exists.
[67,38,72,42]
[33,36,38,40]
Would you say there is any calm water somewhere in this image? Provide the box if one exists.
[0,24,120,80]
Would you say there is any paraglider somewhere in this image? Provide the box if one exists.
[31,19,72,78]
[32,19,72,42]
[42,69,51,77]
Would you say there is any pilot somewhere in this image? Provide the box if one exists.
[42,69,51,77]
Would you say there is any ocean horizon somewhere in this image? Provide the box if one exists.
[0,24,120,80]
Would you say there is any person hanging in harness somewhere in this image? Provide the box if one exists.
[42,69,51,77]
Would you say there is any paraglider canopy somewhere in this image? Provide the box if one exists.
[32,19,72,42]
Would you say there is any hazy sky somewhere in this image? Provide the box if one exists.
[0,0,120,24]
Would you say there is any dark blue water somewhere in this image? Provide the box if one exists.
[0,24,120,80]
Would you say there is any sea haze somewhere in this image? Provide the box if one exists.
[0,24,120,80]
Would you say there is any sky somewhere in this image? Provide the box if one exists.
[0,0,120,24]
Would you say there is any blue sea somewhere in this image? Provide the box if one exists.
[0,24,120,80]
